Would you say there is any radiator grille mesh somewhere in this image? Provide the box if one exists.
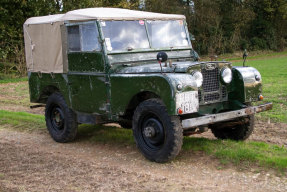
[222,86,227,99]
[202,68,220,92]
[204,93,220,102]
[198,66,228,104]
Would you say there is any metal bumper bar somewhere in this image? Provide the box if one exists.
[182,103,273,129]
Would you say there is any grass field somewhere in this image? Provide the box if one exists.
[0,110,45,131]
[0,72,27,83]
[1,110,286,172]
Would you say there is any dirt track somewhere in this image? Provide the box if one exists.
[0,127,286,192]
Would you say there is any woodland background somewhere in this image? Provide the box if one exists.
[0,0,287,76]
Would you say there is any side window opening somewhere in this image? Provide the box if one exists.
[67,26,80,52]
[67,22,101,52]
[81,24,101,51]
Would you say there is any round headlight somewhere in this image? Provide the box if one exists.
[221,67,232,84]
[192,71,203,87]
[254,71,261,81]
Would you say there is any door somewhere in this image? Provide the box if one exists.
[65,21,108,114]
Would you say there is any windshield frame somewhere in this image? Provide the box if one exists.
[98,19,192,55]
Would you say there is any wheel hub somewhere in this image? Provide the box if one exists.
[51,106,64,130]
[55,112,61,123]
[141,117,165,148]
[143,126,156,138]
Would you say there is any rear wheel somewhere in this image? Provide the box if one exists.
[210,115,254,140]
[45,93,78,143]
[132,99,183,163]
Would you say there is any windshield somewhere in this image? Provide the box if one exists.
[146,20,189,48]
[101,20,190,52]
[101,21,149,51]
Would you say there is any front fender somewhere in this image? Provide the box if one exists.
[164,73,198,92]
[110,73,199,117]
[110,74,179,116]
[229,67,262,103]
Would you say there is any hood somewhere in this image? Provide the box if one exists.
[116,61,202,74]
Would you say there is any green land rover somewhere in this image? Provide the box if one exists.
[24,8,272,162]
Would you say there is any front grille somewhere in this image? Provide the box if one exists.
[204,93,220,102]
[198,65,228,104]
[222,86,227,98]
[202,68,219,92]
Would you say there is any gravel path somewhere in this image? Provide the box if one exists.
[0,128,286,192]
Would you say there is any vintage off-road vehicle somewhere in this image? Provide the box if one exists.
[24,8,272,162]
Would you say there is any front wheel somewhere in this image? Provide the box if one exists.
[210,115,254,140]
[45,92,78,143]
[132,99,183,163]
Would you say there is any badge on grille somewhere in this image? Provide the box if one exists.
[205,63,215,70]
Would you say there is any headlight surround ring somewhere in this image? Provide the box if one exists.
[191,71,203,87]
[221,67,232,84]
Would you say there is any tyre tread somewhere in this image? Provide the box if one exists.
[45,92,77,143]
[210,115,254,141]
[133,98,183,163]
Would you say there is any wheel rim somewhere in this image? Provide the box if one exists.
[139,115,165,151]
[50,104,65,133]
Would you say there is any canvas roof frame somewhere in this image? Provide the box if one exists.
[23,8,186,73]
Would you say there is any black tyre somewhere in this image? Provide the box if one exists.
[132,99,183,163]
[210,115,254,140]
[45,92,78,143]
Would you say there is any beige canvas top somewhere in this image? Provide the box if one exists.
[23,8,186,73]
[24,8,185,25]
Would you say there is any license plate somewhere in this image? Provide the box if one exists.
[176,91,199,114]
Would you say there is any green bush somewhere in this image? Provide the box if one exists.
[240,39,250,50]
[250,37,268,50]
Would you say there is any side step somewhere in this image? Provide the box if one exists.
[30,104,45,109]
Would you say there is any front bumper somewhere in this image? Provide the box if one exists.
[181,103,272,129]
